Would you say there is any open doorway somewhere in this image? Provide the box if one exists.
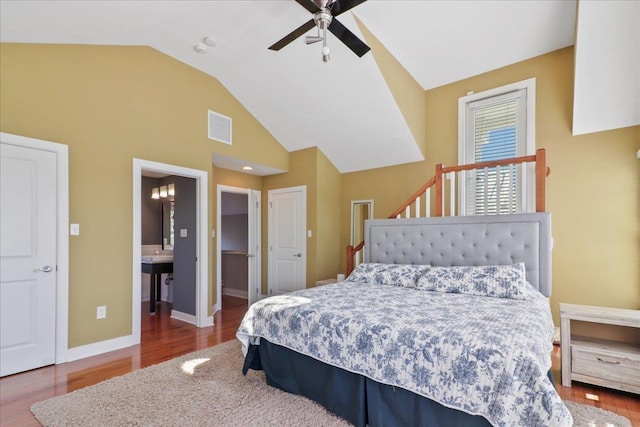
[132,159,210,346]
[216,185,261,311]
[140,173,199,327]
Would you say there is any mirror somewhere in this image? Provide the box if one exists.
[350,200,374,245]
[162,200,175,249]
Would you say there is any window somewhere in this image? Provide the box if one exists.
[458,79,535,215]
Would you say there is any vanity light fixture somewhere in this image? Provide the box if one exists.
[151,184,175,200]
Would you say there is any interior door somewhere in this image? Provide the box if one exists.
[247,190,261,306]
[0,142,57,377]
[268,186,306,295]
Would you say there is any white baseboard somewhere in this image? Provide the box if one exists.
[202,315,214,327]
[223,287,248,299]
[171,309,197,326]
[64,334,134,363]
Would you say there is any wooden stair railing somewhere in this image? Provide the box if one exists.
[346,148,549,276]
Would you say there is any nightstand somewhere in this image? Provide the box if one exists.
[559,303,640,394]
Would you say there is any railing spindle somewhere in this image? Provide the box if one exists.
[483,167,489,214]
[415,196,421,218]
[496,165,501,214]
[449,172,456,216]
[405,205,410,218]
[508,164,514,213]
[425,188,431,217]
[435,164,444,216]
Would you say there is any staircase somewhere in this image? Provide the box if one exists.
[346,148,549,275]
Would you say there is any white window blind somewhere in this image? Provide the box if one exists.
[458,79,535,216]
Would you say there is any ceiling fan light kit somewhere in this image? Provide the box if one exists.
[269,0,371,63]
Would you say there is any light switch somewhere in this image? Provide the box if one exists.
[307,230,312,238]
[70,224,80,235]
[180,229,188,238]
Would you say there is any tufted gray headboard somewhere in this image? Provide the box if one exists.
[364,213,552,296]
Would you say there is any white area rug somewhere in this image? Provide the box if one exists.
[31,340,631,427]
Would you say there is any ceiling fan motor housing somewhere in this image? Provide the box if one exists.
[313,9,333,30]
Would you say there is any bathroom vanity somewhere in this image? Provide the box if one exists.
[141,255,173,314]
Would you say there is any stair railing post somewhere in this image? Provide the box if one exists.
[346,245,354,277]
[535,148,546,212]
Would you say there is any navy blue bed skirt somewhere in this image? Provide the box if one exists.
[242,339,492,427]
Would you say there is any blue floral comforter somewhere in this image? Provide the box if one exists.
[237,282,572,427]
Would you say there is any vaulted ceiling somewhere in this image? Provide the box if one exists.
[0,1,577,173]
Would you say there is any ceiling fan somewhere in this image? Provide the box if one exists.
[269,0,370,62]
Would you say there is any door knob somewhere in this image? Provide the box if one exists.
[34,265,54,273]
[245,253,255,258]
[293,253,302,258]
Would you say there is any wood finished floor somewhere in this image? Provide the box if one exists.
[1,295,638,426]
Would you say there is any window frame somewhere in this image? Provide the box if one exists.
[457,78,536,215]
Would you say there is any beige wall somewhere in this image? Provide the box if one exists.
[342,46,640,323]
[0,43,289,347]
[356,16,427,157]
[315,149,342,282]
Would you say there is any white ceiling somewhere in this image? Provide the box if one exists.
[0,0,577,174]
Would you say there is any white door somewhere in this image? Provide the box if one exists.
[268,186,306,295]
[247,190,261,306]
[0,143,57,377]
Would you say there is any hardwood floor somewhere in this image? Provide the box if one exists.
[1,296,638,426]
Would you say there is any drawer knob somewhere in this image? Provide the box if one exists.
[596,356,620,365]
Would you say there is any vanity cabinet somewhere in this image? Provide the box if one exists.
[142,261,173,314]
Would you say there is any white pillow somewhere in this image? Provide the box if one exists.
[415,262,529,299]
[345,263,430,288]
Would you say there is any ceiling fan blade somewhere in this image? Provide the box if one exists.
[295,0,320,14]
[331,0,367,17]
[328,19,370,57]
[269,19,316,51]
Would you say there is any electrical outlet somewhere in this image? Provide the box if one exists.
[96,305,107,319]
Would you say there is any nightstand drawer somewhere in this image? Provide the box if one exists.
[572,346,640,388]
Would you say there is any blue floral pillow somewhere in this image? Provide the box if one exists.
[345,263,429,288]
[415,262,529,299]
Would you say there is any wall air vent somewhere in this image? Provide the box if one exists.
[208,110,232,145]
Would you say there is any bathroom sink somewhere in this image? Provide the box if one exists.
[141,255,174,263]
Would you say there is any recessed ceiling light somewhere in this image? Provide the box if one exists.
[193,44,207,54]
[242,166,253,171]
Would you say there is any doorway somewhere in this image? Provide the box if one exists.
[132,159,210,346]
[216,185,261,310]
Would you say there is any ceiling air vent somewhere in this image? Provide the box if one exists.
[208,110,232,145]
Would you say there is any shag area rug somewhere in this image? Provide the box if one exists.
[32,340,632,427]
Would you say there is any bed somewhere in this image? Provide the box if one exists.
[237,213,572,427]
